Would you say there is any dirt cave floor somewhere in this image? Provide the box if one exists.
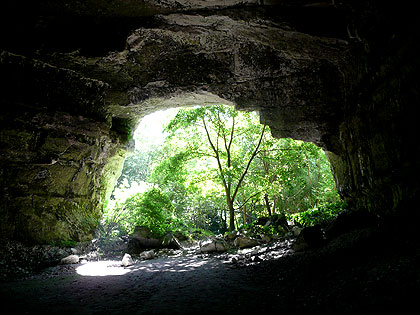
[2,227,420,315]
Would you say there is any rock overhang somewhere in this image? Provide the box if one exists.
[1,0,419,243]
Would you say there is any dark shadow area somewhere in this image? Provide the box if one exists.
[2,215,419,314]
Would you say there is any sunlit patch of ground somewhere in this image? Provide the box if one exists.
[75,255,216,277]
[76,260,131,276]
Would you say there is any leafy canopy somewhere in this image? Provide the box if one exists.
[101,105,341,236]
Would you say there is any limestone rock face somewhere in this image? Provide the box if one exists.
[0,1,419,244]
[0,53,129,244]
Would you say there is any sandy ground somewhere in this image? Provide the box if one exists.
[2,255,261,314]
[2,228,420,315]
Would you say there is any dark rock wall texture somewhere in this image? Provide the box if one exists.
[0,0,418,243]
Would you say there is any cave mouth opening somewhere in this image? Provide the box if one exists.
[100,104,340,242]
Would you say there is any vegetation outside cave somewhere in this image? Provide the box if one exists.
[99,105,343,243]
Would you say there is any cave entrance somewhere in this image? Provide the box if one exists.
[101,104,340,242]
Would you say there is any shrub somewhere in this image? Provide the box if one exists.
[290,201,347,228]
[100,188,175,238]
[125,188,174,237]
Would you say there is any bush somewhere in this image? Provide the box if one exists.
[125,188,174,237]
[100,188,175,238]
[290,201,347,228]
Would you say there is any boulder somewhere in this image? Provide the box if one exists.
[121,253,134,267]
[70,248,80,255]
[162,232,183,250]
[224,231,239,241]
[128,226,163,254]
[173,231,189,241]
[140,250,155,260]
[128,227,184,254]
[60,255,79,265]
[200,239,226,253]
[234,236,259,249]
[292,234,308,252]
[128,237,162,254]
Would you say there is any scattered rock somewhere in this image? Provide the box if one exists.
[224,231,239,241]
[200,238,226,253]
[121,253,134,267]
[70,248,79,255]
[140,250,155,260]
[234,236,259,249]
[60,255,79,265]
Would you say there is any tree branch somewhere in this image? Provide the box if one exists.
[203,117,228,192]
[232,125,267,202]
[233,189,264,211]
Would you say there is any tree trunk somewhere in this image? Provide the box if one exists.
[264,193,272,217]
[225,195,235,231]
[242,193,247,224]
[272,196,278,214]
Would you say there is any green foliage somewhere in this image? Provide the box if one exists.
[289,201,347,228]
[248,137,340,217]
[100,188,175,238]
[116,149,156,188]
[162,104,268,231]
[104,105,342,236]
[247,224,281,237]
[125,188,174,237]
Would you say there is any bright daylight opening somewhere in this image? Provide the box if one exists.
[99,104,341,243]
[81,104,342,277]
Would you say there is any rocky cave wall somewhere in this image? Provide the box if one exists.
[0,0,418,244]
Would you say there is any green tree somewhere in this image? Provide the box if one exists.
[111,105,340,235]
[116,148,157,188]
[123,188,174,237]
[164,105,266,231]
[246,137,339,217]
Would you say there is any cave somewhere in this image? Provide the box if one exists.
[1,0,419,313]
